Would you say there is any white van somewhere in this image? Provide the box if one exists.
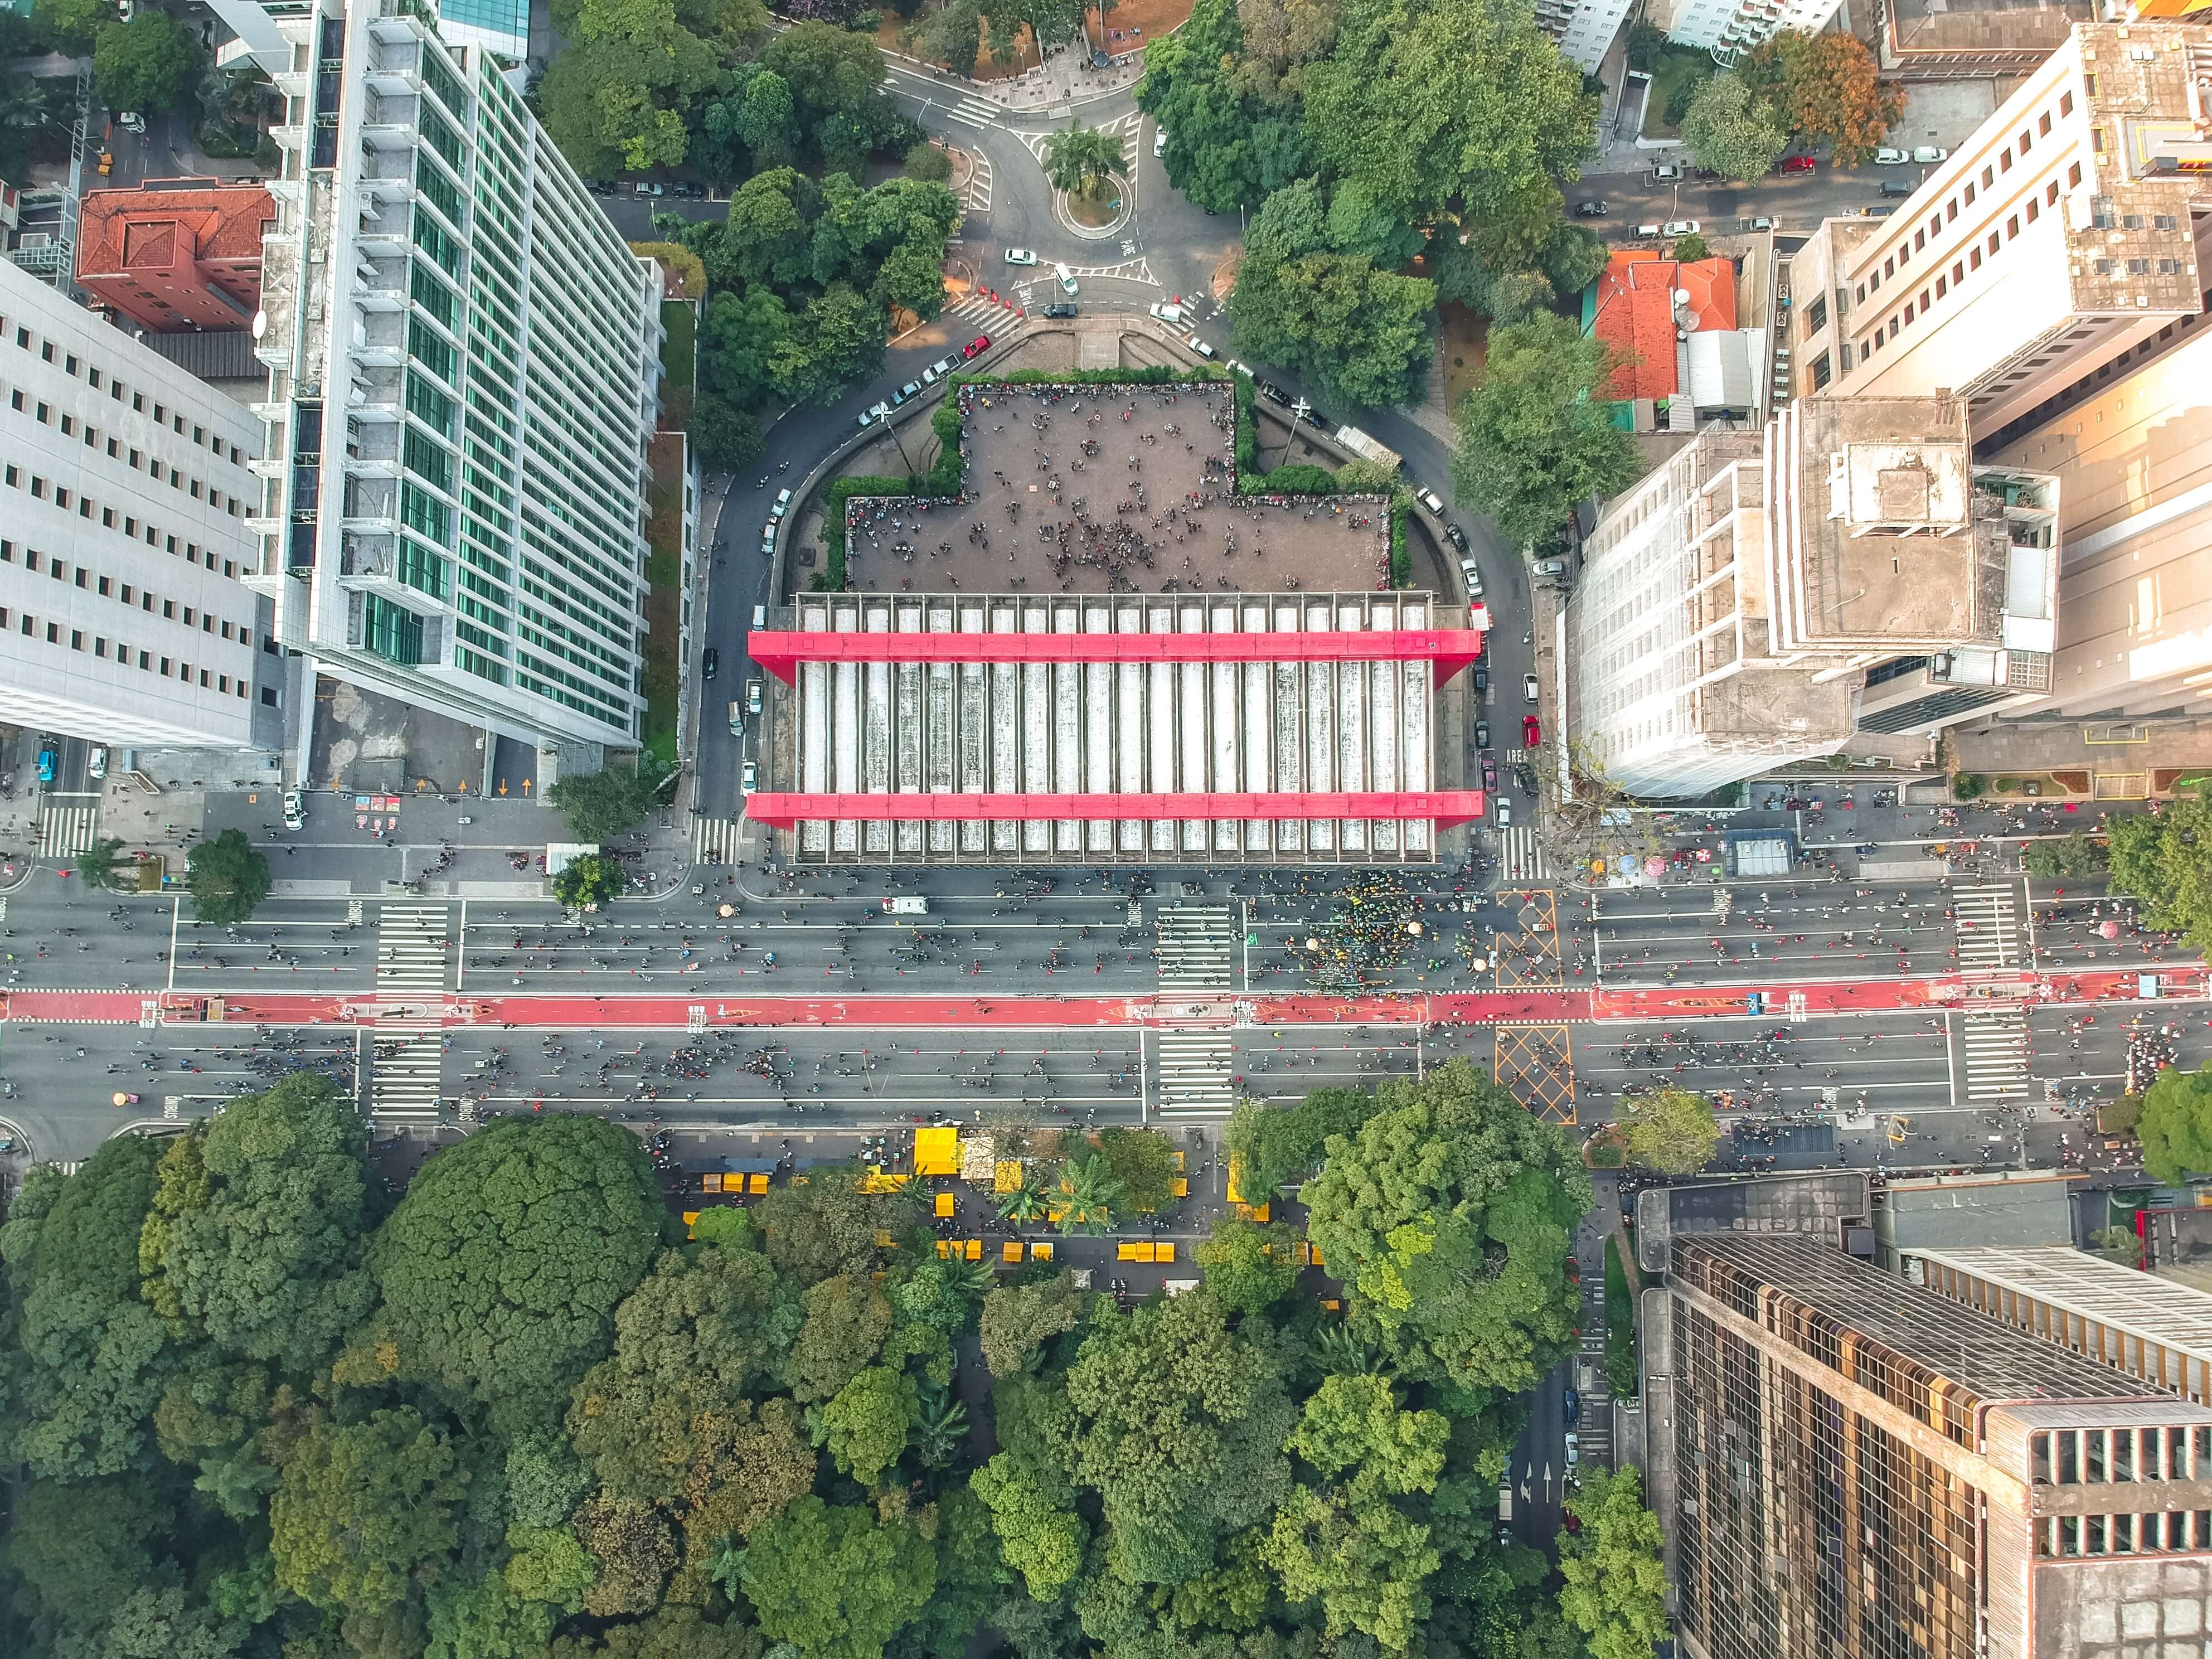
[751,604,767,628]
[1054,262,1079,295]
[728,700,743,736]
[1148,300,1184,326]
[1153,127,1168,158]
[1633,222,1662,239]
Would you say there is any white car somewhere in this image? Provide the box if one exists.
[1458,556,1483,598]
[740,760,758,797]
[1663,219,1699,237]
[1524,673,1541,704]
[1148,301,1185,325]
[88,745,108,780]
[1153,127,1167,158]
[770,488,792,519]
[1055,262,1079,295]
[282,789,304,831]
[1912,145,1948,164]
[1564,1432,1580,1466]
[1875,147,1910,165]
[1185,333,1216,358]
[920,354,959,384]
[1417,487,1445,515]
[1005,248,1038,265]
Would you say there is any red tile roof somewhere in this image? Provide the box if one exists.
[1591,250,1740,402]
[77,178,274,280]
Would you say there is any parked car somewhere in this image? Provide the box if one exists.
[1458,555,1483,598]
[1153,125,1167,157]
[1633,222,1662,238]
[1495,795,1512,826]
[1859,205,1898,217]
[1472,667,1488,693]
[1444,521,1469,554]
[1749,216,1774,230]
[867,400,892,423]
[1574,200,1608,217]
[1651,162,1682,182]
[1522,673,1540,704]
[1148,300,1185,325]
[921,354,960,383]
[584,178,617,195]
[1531,557,1567,580]
[1042,302,1078,318]
[746,677,763,717]
[282,789,304,831]
[702,648,719,681]
[1516,761,1538,798]
[1663,219,1699,237]
[1912,145,1948,163]
[1185,333,1216,358]
[1778,154,1816,174]
[963,334,992,358]
[899,379,922,401]
[887,385,909,408]
[1257,379,1293,406]
[671,180,706,198]
[88,745,107,780]
[1522,713,1542,746]
[1481,755,1498,790]
[1417,487,1445,514]
[1005,247,1038,265]
[771,488,792,518]
[1564,1388,1580,1423]
[1564,1433,1580,1466]
[634,180,663,195]
[35,744,56,784]
[1474,720,1490,750]
[1874,147,1910,165]
[741,761,758,797]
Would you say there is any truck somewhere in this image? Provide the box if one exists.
[1332,424,1401,472]
[882,897,928,915]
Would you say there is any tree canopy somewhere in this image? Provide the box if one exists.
[1743,30,1900,164]
[1558,1467,1671,1659]
[545,764,672,843]
[183,830,271,926]
[1679,72,1789,184]
[2138,1062,2212,1185]
[1616,1087,1720,1176]
[2109,794,2212,949]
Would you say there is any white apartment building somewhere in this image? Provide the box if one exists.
[1787,23,2212,439]
[1536,0,1634,74]
[1568,396,2059,798]
[245,0,664,753]
[1656,0,1844,62]
[0,259,274,750]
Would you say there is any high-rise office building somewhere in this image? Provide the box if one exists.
[1785,24,2212,439]
[1566,395,2059,797]
[1662,1232,2212,1659]
[245,0,664,751]
[0,258,275,750]
[211,0,529,71]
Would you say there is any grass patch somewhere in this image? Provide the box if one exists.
[1642,47,1710,140]
[658,300,696,433]
[641,436,686,772]
[1604,1234,1638,1398]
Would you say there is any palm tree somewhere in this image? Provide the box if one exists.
[1056,1151,1123,1236]
[1041,124,1123,201]
[909,1383,969,1468]
[997,1168,1050,1226]
[1313,1322,1388,1377]
[74,837,126,892]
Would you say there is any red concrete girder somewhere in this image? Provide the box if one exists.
[743,790,1487,831]
[747,627,1490,687]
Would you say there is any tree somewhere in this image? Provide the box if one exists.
[995,1167,1050,1228]
[1136,0,1317,213]
[553,854,626,909]
[1095,1127,1177,1214]
[426,1571,559,1659]
[538,0,726,174]
[94,12,198,114]
[2138,1063,2212,1185]
[4,1477,174,1643]
[546,762,671,842]
[971,1454,1087,1598]
[1064,1288,1296,1583]
[1228,1087,1378,1201]
[1195,1216,1301,1314]
[2025,830,2109,880]
[978,1270,1085,1377]
[2108,795,2212,948]
[541,1605,761,1659]
[1679,72,1788,185]
[74,837,128,891]
[1670,232,1710,263]
[570,1493,678,1618]
[754,1161,923,1286]
[370,1115,664,1427]
[1230,248,1435,410]
[1041,124,1123,198]
[1453,311,1642,552]
[739,1496,938,1659]
[2086,1225,2141,1266]
[787,1269,896,1401]
[269,1407,469,1615]
[0,1137,171,1478]
[1556,1467,1671,1659]
[137,1071,375,1374]
[36,0,115,52]
[891,1251,989,1338]
[1744,29,1901,166]
[904,140,953,182]
[52,1586,249,1659]
[1301,1060,1592,1403]
[1055,1152,1123,1238]
[818,1363,917,1485]
[1616,1087,1719,1175]
[184,829,271,925]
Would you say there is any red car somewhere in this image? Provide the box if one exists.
[1778,155,1816,175]
[1522,714,1542,747]
[962,334,992,358]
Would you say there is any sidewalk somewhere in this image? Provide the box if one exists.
[885,38,1147,116]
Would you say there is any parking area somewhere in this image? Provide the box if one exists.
[840,380,1395,598]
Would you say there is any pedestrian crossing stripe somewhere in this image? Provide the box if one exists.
[940,97,1002,129]
[1157,905,1236,1113]
[1497,825,1547,884]
[38,802,98,858]
[1959,1007,2031,1102]
[1952,882,2022,971]
[693,817,738,865]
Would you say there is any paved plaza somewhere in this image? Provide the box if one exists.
[841,380,1395,598]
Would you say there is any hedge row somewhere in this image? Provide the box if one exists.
[812,402,967,590]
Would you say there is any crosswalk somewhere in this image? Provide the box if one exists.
[1014,112,1143,173]
[942,292,1031,343]
[1156,904,1235,1115]
[1497,826,1548,884]
[368,901,451,1122]
[938,93,1005,130]
[1953,882,2022,970]
[38,799,98,857]
[964,149,993,213]
[693,816,739,865]
[1958,1007,2032,1102]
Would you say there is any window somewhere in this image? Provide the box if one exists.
[1982,166,1995,188]
[2000,147,2012,172]
[1856,283,1866,303]
[97,575,110,596]
[1953,261,1964,284]
[132,392,143,412]
[1947,198,1958,222]
[2128,259,2151,274]
[1915,229,1926,250]
[2093,127,2108,153]
[2061,90,2074,116]
[7,389,18,411]
[58,415,71,436]
[88,368,100,389]
[1989,232,2001,255]
[2027,197,2040,224]
[1806,294,1827,333]
[33,401,46,423]
[2019,129,2031,155]
[2007,215,2020,240]
[74,567,86,588]
[1965,182,1977,206]
[69,630,81,652]
[2040,111,2052,135]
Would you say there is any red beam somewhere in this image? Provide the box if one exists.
[744,790,1487,830]
[748,627,1486,687]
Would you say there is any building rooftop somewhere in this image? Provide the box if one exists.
[76,177,273,279]
[1592,250,1739,403]
[1634,1171,1871,1274]
[1873,1168,2079,1262]
[1906,1245,2212,1367]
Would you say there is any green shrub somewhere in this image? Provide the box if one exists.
[1586,1138,1625,1170]
[1388,494,1411,588]
[1952,772,1985,800]
[1604,1235,1638,1396]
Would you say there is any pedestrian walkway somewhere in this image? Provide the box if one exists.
[1157,903,1234,994]
[692,816,739,865]
[1953,882,2022,971]
[942,293,1031,339]
[1498,826,1548,884]
[368,901,451,1122]
[937,93,1008,130]
[38,797,99,858]
[1958,1007,2032,1102]
[964,148,993,214]
[1156,1029,1235,1116]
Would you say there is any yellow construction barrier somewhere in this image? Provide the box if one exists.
[1171,1177,1190,1198]
[1117,1241,1158,1263]
[1156,1241,1175,1263]
[964,1239,983,1262]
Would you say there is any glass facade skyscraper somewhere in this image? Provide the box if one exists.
[245,0,663,749]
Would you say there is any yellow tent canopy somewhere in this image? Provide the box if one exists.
[914,1126,961,1177]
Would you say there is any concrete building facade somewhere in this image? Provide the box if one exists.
[1663,1233,2212,1659]
[245,0,664,753]
[1784,25,2212,438]
[1534,0,1633,74]
[75,178,275,336]
[1567,395,2058,797]
[1655,0,1844,64]
[749,590,1487,865]
[0,259,274,750]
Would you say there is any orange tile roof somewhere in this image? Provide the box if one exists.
[1590,251,1740,402]
[77,178,274,279]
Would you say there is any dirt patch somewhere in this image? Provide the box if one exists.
[1439,302,1488,412]
[1211,249,1241,302]
[1088,0,1192,52]
[883,9,1043,78]
[1066,181,1123,225]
